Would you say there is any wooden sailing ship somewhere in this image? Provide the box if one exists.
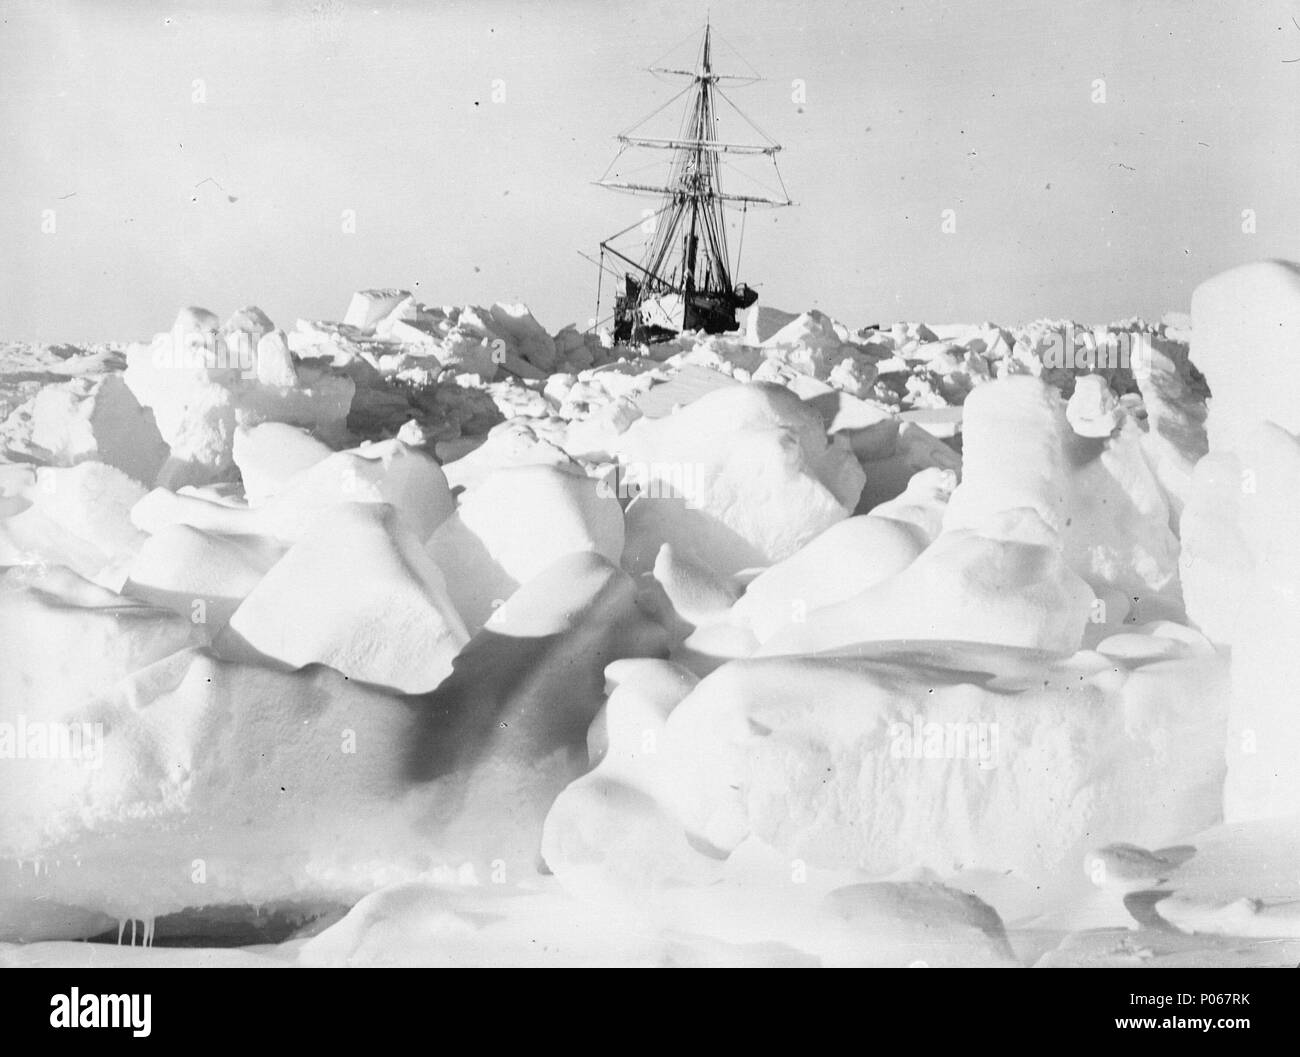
[594,22,792,343]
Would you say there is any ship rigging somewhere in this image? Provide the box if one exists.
[593,22,793,343]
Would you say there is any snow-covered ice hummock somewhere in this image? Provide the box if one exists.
[123,306,354,488]
[1180,260,1300,825]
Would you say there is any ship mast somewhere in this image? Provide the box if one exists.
[682,24,711,301]
[596,21,791,341]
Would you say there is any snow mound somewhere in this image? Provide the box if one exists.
[427,464,625,632]
[1063,415,1183,624]
[222,502,468,693]
[740,304,799,345]
[344,290,411,331]
[0,648,427,932]
[867,466,957,542]
[651,542,741,629]
[855,419,963,513]
[0,463,149,583]
[1181,260,1300,823]
[439,419,573,493]
[331,293,571,383]
[483,302,557,371]
[403,551,670,866]
[0,550,669,939]
[944,376,1071,539]
[543,639,1226,895]
[295,873,1014,968]
[132,438,454,544]
[757,526,1094,655]
[254,437,454,541]
[122,525,283,631]
[1190,260,1300,445]
[25,374,168,485]
[0,564,202,723]
[1065,374,1122,438]
[945,375,1181,624]
[615,383,864,576]
[123,306,354,487]
[1144,816,1300,938]
[231,422,331,505]
[1131,332,1209,520]
[730,515,928,643]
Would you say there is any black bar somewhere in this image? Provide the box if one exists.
[1,969,1294,1044]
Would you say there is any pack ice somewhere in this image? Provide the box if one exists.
[0,271,1292,966]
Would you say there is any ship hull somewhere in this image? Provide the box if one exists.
[614,280,752,343]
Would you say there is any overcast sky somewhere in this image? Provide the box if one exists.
[2,0,1297,341]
